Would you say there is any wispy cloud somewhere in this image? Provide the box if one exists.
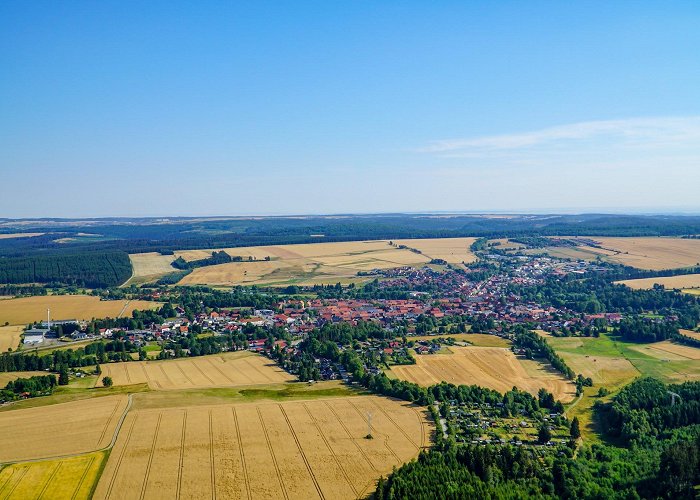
[420,116,700,157]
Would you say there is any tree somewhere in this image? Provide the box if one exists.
[570,417,581,440]
[58,364,69,385]
[95,363,102,375]
[538,423,552,444]
[102,376,113,388]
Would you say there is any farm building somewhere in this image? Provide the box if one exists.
[23,328,49,344]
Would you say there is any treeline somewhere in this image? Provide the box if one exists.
[0,251,132,287]
[375,429,700,499]
[1,374,57,402]
[0,339,142,372]
[0,284,48,297]
[512,329,573,379]
[171,250,254,270]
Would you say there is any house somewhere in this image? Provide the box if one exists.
[71,330,88,340]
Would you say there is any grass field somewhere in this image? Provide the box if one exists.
[0,395,128,462]
[125,252,177,285]
[392,237,478,264]
[0,295,162,326]
[0,451,105,499]
[96,351,294,390]
[175,238,477,287]
[389,346,576,402]
[539,331,700,441]
[0,325,23,352]
[94,395,431,500]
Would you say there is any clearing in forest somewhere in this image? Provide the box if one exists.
[95,351,294,390]
[93,395,431,500]
[0,295,161,326]
[0,451,105,500]
[389,346,575,402]
[125,252,177,284]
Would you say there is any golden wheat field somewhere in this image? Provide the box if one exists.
[680,330,700,341]
[96,351,294,390]
[93,395,430,500]
[577,237,700,270]
[628,341,700,361]
[392,237,477,264]
[177,240,437,287]
[0,451,105,500]
[0,395,128,462]
[0,233,44,240]
[389,346,575,402]
[0,325,23,352]
[0,295,162,326]
[616,273,700,290]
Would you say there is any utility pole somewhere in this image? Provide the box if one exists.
[366,412,373,439]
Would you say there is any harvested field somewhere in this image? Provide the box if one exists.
[94,396,431,500]
[126,252,177,282]
[616,273,700,290]
[0,232,44,240]
[628,341,700,361]
[554,352,638,387]
[0,395,128,462]
[407,333,509,347]
[575,237,700,270]
[389,346,575,402]
[0,295,161,326]
[0,325,23,352]
[680,329,700,341]
[96,351,294,390]
[392,237,478,264]
[177,240,433,287]
[0,371,52,387]
[0,451,105,499]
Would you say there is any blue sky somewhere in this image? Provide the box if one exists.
[1,1,699,217]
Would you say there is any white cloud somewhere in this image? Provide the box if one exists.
[420,116,700,156]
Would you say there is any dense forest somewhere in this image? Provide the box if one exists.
[375,378,700,499]
[0,251,131,287]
